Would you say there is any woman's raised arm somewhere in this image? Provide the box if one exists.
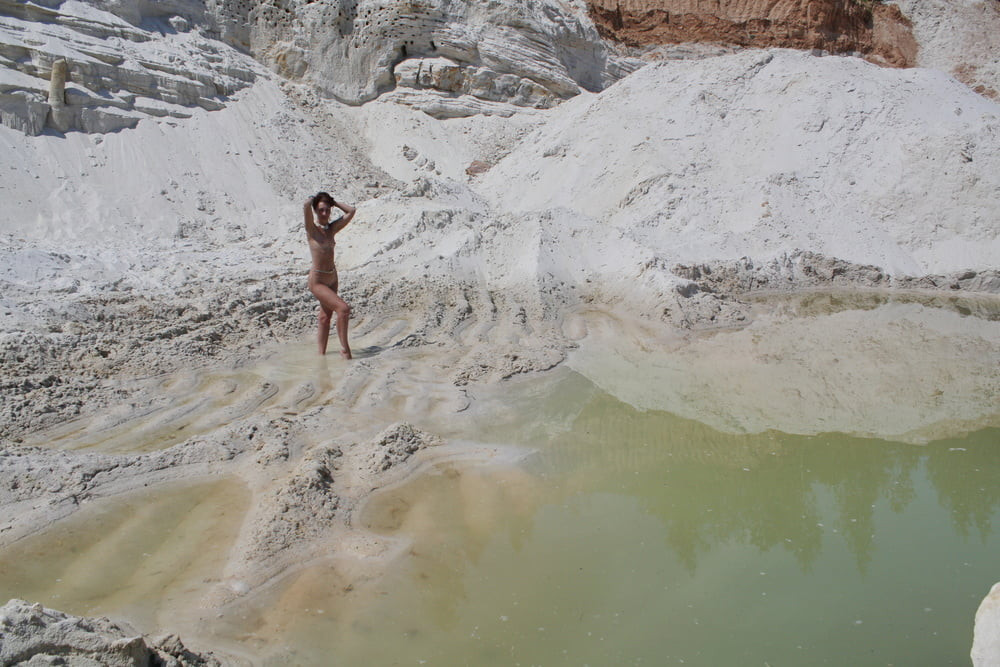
[303,196,315,229]
[331,200,356,234]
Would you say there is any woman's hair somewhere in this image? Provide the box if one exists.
[313,192,335,209]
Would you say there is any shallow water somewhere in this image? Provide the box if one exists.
[3,292,999,665]
[0,477,249,631]
[208,367,1000,665]
[208,293,1000,665]
[29,343,347,453]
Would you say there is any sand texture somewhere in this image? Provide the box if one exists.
[0,598,220,666]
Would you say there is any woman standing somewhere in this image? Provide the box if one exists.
[304,192,356,358]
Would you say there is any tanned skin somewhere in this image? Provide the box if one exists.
[304,194,356,357]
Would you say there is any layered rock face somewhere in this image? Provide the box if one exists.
[3,0,997,136]
[0,0,258,135]
[225,0,641,117]
[0,0,639,132]
[587,0,917,67]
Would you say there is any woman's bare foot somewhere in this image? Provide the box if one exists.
[341,348,352,360]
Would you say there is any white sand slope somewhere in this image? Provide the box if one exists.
[4,49,998,304]
[478,49,1000,278]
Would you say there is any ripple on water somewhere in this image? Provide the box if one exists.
[26,343,350,454]
[0,477,249,633]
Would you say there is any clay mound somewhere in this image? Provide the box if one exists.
[587,0,917,67]
[0,599,219,666]
[370,423,444,474]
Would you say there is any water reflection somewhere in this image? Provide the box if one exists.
[567,295,1000,442]
[927,433,1000,540]
[534,384,1000,574]
[4,290,995,665]
[328,371,1000,665]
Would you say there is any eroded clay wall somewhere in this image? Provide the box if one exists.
[587,0,917,67]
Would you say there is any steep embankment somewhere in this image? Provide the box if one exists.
[586,0,917,66]
[0,0,259,135]
[0,0,643,135]
[895,0,1000,99]
[585,0,1000,99]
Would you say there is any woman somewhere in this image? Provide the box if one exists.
[304,192,356,358]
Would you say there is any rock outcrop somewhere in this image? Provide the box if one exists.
[0,0,642,132]
[0,599,219,666]
[7,0,997,135]
[5,0,1000,135]
[225,0,642,116]
[0,0,258,135]
[586,0,917,67]
[973,582,1000,667]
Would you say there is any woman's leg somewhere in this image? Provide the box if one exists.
[334,296,351,359]
[310,281,351,358]
[317,304,333,355]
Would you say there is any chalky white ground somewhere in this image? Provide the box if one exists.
[1,43,999,665]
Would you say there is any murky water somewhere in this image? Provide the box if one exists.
[2,292,999,665]
[0,477,249,631]
[203,366,1000,665]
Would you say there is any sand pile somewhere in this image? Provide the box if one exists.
[476,49,1000,277]
[0,598,219,666]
